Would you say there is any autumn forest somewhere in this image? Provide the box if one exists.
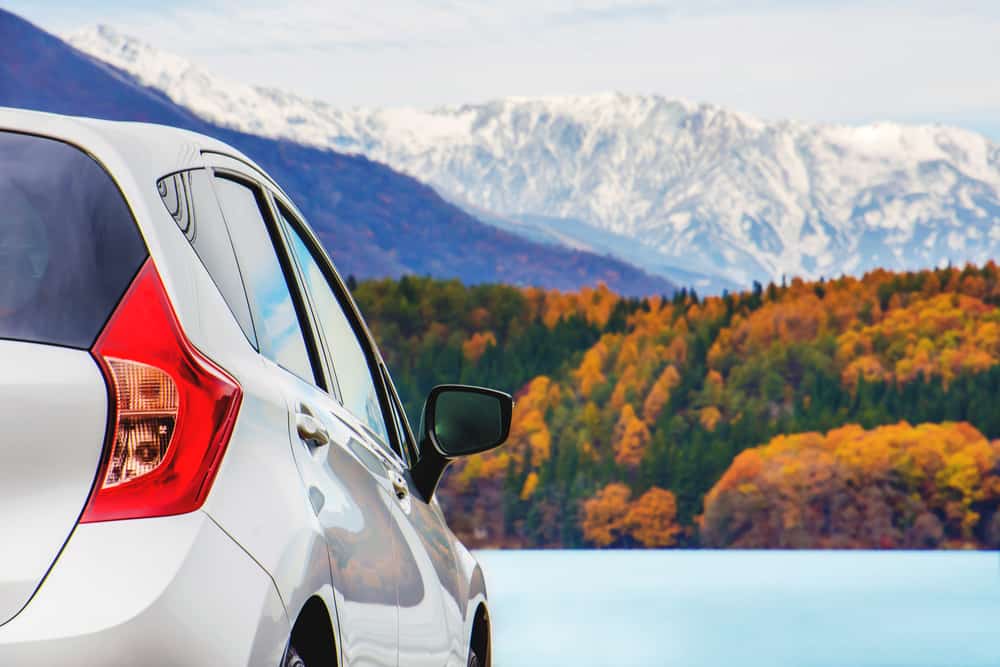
[352,263,1000,549]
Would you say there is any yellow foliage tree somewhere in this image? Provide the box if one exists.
[699,406,722,432]
[613,404,651,468]
[642,365,680,423]
[503,376,560,469]
[574,338,612,398]
[836,293,1000,387]
[520,472,540,500]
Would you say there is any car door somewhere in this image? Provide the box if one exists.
[379,369,471,667]
[209,171,400,667]
[270,197,459,666]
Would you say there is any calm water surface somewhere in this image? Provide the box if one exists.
[474,550,1000,667]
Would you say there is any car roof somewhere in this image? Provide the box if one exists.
[0,106,273,188]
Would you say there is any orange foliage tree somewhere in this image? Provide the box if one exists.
[462,331,497,363]
[701,422,1000,549]
[625,487,682,547]
[582,484,682,547]
[581,483,632,547]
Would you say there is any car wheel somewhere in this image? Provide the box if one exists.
[283,644,306,667]
[468,648,481,667]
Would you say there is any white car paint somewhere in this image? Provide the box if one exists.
[0,107,493,667]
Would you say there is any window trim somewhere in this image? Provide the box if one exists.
[266,190,408,465]
[381,364,419,468]
[265,198,343,406]
[209,169,327,391]
[156,167,258,350]
[201,150,287,199]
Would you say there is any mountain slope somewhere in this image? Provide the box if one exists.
[70,25,1000,289]
[0,10,673,296]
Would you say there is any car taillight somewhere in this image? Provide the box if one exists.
[100,359,178,487]
[81,259,242,523]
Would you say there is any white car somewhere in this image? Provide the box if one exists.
[0,107,511,667]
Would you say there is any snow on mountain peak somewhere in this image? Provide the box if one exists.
[68,25,1000,289]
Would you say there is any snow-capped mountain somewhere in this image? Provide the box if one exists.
[70,25,1000,289]
[0,10,673,297]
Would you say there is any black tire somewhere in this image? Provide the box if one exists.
[468,648,480,667]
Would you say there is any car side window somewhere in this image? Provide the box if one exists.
[157,169,257,347]
[275,203,393,450]
[212,175,316,385]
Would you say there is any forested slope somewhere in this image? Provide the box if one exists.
[354,263,1000,549]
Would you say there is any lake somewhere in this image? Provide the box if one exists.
[474,550,1000,667]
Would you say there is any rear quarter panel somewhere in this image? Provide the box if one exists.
[99,141,343,659]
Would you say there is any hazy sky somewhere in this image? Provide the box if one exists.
[6,0,1000,138]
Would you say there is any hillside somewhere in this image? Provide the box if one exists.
[0,10,673,296]
[71,25,1000,290]
[353,264,1000,549]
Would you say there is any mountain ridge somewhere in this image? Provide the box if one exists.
[0,10,674,296]
[69,24,1000,289]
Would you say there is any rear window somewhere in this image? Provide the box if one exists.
[0,131,147,348]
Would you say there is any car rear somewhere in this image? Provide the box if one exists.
[0,129,147,625]
[0,121,286,664]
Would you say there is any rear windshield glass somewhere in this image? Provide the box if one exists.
[0,131,147,348]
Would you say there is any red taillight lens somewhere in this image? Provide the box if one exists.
[81,259,242,523]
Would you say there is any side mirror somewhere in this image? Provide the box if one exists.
[423,385,513,457]
[411,384,513,500]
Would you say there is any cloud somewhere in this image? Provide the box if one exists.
[6,0,1000,136]
[543,2,675,29]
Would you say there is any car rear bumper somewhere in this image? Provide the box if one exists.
[0,511,288,666]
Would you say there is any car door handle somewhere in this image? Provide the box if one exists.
[390,473,409,500]
[296,412,329,448]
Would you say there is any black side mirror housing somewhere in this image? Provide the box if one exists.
[411,384,513,500]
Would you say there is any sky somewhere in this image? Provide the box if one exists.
[5,0,1000,139]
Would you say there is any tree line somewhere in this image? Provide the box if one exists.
[352,263,1000,548]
